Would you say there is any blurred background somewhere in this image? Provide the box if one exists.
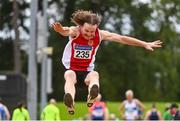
[0,0,180,119]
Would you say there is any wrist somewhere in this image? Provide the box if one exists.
[143,42,148,48]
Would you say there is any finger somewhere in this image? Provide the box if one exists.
[148,48,154,51]
[51,24,56,29]
[156,40,162,42]
[155,41,163,44]
[51,23,55,28]
[155,40,161,42]
[154,42,162,46]
[154,40,162,43]
[53,23,58,27]
[55,22,62,28]
[153,40,162,45]
[155,45,162,47]
[53,22,60,24]
[153,45,162,48]
[155,42,162,45]
[55,24,60,29]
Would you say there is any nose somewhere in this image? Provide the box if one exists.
[87,32,91,37]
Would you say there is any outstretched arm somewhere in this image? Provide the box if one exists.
[100,30,162,51]
[51,22,78,37]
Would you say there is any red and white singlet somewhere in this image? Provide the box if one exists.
[62,28,101,71]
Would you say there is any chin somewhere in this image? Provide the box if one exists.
[85,37,91,40]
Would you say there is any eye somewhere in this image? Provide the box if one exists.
[85,30,90,33]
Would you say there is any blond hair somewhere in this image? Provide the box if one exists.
[125,89,134,97]
[71,10,101,26]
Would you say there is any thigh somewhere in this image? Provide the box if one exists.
[64,70,77,84]
[84,71,99,85]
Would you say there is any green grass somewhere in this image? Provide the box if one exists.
[58,102,180,120]
[58,102,89,120]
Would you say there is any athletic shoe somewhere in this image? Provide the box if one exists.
[64,93,75,115]
[87,84,99,107]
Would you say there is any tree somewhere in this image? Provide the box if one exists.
[0,0,29,73]
[11,0,21,73]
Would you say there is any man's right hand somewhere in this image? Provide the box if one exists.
[52,22,64,32]
[52,22,77,37]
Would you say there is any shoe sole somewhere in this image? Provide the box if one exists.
[64,93,75,115]
[87,85,99,107]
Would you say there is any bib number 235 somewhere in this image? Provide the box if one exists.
[74,50,91,59]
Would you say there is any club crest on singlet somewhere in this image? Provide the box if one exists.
[74,44,93,59]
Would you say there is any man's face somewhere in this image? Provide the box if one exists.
[81,23,97,40]
[126,94,133,101]
[170,108,177,115]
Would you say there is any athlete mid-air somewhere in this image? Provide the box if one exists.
[52,10,162,115]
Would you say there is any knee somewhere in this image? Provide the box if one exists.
[64,70,76,77]
[89,71,99,77]
[64,70,76,82]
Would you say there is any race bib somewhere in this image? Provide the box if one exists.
[74,45,93,59]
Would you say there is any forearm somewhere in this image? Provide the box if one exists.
[5,108,10,120]
[57,27,70,36]
[119,36,147,47]
[136,99,145,111]
[119,106,124,119]
[104,108,109,120]
[52,22,74,37]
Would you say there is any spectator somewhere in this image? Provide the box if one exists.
[41,98,60,120]
[170,103,180,120]
[89,94,109,120]
[12,101,30,121]
[0,97,10,120]
[163,103,173,120]
[144,103,163,120]
[119,89,145,120]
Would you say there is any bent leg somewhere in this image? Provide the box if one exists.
[64,70,77,114]
[85,71,99,92]
[85,71,100,107]
[64,70,77,100]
